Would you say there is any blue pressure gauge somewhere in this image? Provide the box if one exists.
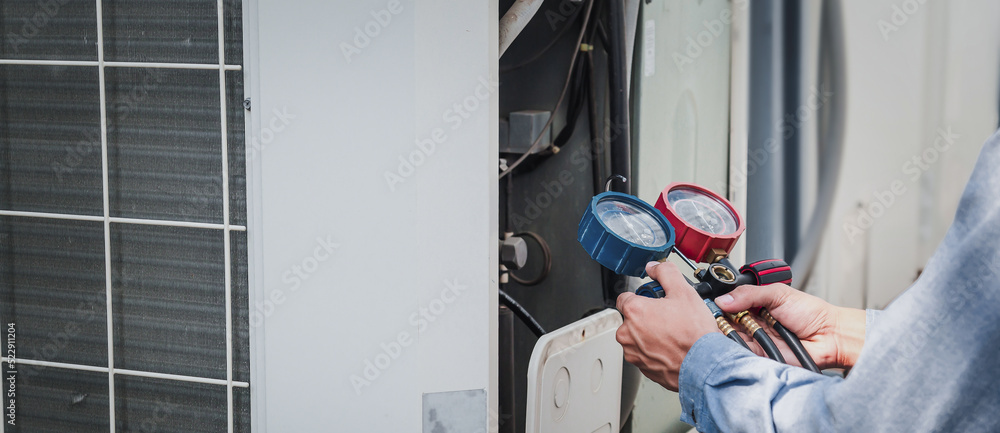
[578,192,676,277]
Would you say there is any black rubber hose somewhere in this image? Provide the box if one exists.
[760,308,821,372]
[600,0,632,306]
[605,0,631,194]
[727,332,751,351]
[586,50,603,196]
[754,329,786,363]
[497,306,516,433]
[504,175,513,233]
[773,321,821,373]
[550,59,590,150]
[499,288,546,337]
[703,299,752,352]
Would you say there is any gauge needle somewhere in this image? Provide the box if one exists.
[620,215,646,246]
[695,209,713,231]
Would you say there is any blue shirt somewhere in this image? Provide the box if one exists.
[678,129,1000,432]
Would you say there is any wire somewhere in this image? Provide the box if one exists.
[550,58,589,149]
[594,17,610,51]
[499,288,546,337]
[585,49,603,195]
[500,0,585,73]
[499,0,595,180]
[505,54,591,174]
[496,45,587,175]
[509,231,552,286]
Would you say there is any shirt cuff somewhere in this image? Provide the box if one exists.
[865,309,883,341]
[678,332,748,430]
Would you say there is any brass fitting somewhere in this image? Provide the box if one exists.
[728,311,762,335]
[705,248,729,264]
[715,316,736,336]
[709,264,736,283]
[726,310,747,324]
[759,308,778,328]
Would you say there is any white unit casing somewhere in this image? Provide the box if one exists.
[244,0,498,431]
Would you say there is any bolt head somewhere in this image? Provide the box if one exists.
[500,236,528,270]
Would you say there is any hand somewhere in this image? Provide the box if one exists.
[715,283,866,369]
[616,261,720,391]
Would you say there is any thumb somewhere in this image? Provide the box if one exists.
[616,291,637,312]
[715,283,790,313]
[645,261,692,296]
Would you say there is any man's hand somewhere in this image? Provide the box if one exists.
[616,261,719,391]
[715,283,866,369]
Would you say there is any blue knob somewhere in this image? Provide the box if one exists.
[635,281,665,298]
[578,192,675,278]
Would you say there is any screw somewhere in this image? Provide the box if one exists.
[243,98,251,111]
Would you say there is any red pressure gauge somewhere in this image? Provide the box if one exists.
[654,182,745,263]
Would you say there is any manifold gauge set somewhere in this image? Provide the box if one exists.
[577,181,820,373]
[578,182,746,276]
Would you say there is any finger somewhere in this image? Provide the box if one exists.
[615,322,633,346]
[714,283,791,314]
[645,261,694,298]
[616,292,643,318]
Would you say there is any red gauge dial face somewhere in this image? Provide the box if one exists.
[654,183,745,263]
[665,187,739,235]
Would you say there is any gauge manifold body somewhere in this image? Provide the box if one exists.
[578,192,675,277]
[654,182,745,263]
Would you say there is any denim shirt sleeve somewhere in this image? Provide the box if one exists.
[678,333,840,433]
[675,128,1000,432]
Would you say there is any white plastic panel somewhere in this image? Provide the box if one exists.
[245,0,497,431]
[526,309,623,433]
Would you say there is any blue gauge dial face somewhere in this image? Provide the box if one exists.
[595,199,669,247]
[666,187,739,235]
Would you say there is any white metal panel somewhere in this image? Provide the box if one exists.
[631,2,736,433]
[246,0,497,431]
[726,0,751,269]
[634,0,734,206]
